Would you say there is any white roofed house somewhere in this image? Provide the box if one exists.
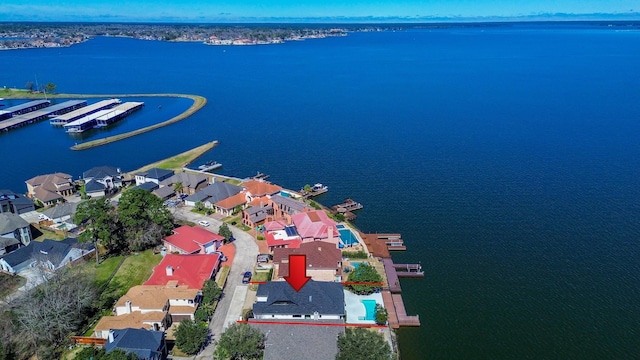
[135,168,174,186]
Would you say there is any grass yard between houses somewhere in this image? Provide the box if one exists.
[81,250,162,337]
[0,272,26,298]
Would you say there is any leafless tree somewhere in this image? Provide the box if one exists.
[10,267,97,358]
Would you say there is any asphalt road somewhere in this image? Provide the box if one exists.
[171,206,258,359]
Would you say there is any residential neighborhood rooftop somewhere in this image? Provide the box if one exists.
[144,253,221,289]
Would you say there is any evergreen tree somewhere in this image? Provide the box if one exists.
[175,319,208,355]
[213,323,265,360]
[336,327,392,360]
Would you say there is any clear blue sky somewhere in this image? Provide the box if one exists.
[0,0,638,22]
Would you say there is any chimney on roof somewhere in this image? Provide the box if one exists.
[108,330,114,343]
[125,300,132,314]
[166,266,173,276]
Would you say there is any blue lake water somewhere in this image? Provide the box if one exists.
[1,23,640,359]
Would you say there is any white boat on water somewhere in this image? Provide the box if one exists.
[312,183,328,192]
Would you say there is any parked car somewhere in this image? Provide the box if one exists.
[242,271,252,284]
[198,220,210,227]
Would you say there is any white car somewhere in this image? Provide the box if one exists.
[198,220,210,227]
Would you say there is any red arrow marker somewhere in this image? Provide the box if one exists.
[284,254,311,292]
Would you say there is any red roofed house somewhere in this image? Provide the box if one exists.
[163,226,224,254]
[214,192,247,217]
[145,253,221,289]
[242,179,282,201]
[291,210,340,247]
[263,220,302,251]
[272,241,343,282]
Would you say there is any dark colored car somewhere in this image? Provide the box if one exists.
[242,271,252,284]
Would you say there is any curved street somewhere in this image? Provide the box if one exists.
[171,206,258,359]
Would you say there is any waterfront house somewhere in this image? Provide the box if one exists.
[253,280,345,321]
[291,210,340,246]
[184,181,243,208]
[159,172,208,196]
[104,328,167,360]
[0,212,32,248]
[270,194,312,223]
[162,225,224,254]
[0,238,94,274]
[0,189,35,215]
[144,253,221,289]
[135,168,174,186]
[272,241,342,282]
[82,166,123,197]
[25,172,74,206]
[242,179,282,202]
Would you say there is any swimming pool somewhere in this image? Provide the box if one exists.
[362,299,377,321]
[339,228,359,246]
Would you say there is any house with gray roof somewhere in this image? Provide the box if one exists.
[0,237,20,256]
[41,202,78,224]
[184,181,242,208]
[242,204,272,229]
[159,172,209,195]
[0,189,35,215]
[0,212,31,249]
[135,168,174,186]
[83,166,123,197]
[0,238,94,274]
[253,280,345,320]
[105,328,166,360]
[271,194,312,222]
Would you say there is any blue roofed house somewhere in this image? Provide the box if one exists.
[135,168,174,186]
[105,328,166,360]
[83,166,123,198]
[253,280,345,321]
[0,213,31,255]
[0,189,35,215]
[0,238,94,274]
[184,180,243,209]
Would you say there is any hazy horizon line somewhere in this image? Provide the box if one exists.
[1,12,639,24]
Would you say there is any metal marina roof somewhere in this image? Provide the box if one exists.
[50,99,120,123]
[64,109,116,127]
[0,99,50,114]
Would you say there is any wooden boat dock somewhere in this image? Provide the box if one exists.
[332,198,363,212]
[393,263,424,277]
[300,183,328,198]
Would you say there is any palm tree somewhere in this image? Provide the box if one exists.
[173,181,183,194]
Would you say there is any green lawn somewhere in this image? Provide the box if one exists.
[93,250,161,309]
[91,255,125,288]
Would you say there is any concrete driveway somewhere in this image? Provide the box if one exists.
[171,206,258,359]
